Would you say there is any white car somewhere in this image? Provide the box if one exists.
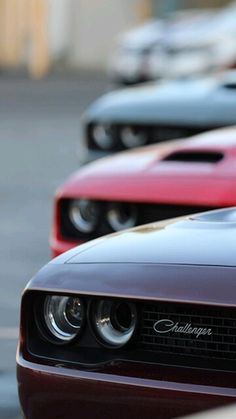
[148,2,236,80]
[108,10,214,85]
[108,19,163,85]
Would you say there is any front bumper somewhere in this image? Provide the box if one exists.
[17,356,235,419]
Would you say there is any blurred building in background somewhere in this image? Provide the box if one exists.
[0,0,232,77]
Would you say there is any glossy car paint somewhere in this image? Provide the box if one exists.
[85,75,236,125]
[52,127,236,256]
[80,71,236,162]
[18,209,236,419]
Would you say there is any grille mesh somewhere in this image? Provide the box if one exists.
[138,303,236,362]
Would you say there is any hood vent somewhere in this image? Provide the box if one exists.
[221,71,236,89]
[162,150,224,164]
[222,82,236,89]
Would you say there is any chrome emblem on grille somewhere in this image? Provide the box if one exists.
[153,319,212,339]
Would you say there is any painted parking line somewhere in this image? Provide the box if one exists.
[0,327,18,339]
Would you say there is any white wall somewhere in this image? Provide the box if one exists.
[48,0,72,60]
[68,0,142,70]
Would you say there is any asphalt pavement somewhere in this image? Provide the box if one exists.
[0,70,108,418]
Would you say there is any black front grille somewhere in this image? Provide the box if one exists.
[60,201,212,241]
[138,302,236,369]
[28,292,236,373]
[151,126,202,143]
[87,123,205,151]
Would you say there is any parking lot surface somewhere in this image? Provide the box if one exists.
[0,71,107,418]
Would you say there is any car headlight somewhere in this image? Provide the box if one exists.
[120,126,148,148]
[91,299,137,348]
[69,199,100,234]
[43,295,85,343]
[91,124,116,150]
[107,202,138,231]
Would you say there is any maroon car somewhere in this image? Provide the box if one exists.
[17,207,236,419]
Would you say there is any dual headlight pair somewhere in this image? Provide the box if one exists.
[69,199,138,234]
[91,123,148,150]
[41,295,137,349]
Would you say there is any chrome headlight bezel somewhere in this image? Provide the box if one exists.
[36,295,86,345]
[90,123,117,150]
[120,125,148,149]
[107,202,138,232]
[69,199,101,234]
[90,299,138,349]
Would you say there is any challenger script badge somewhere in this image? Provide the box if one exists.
[153,319,212,339]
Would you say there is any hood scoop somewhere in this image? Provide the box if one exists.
[222,82,236,90]
[162,150,224,164]
[221,71,236,89]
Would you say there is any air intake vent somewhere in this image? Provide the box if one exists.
[222,82,236,89]
[163,150,224,164]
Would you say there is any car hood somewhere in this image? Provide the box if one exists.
[84,76,236,126]
[29,208,236,306]
[58,129,236,206]
[63,208,236,267]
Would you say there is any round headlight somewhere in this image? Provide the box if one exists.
[92,124,115,150]
[120,126,148,148]
[44,295,85,342]
[107,202,137,231]
[92,300,137,348]
[69,199,100,234]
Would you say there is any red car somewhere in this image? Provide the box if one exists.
[17,207,236,419]
[51,127,236,257]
